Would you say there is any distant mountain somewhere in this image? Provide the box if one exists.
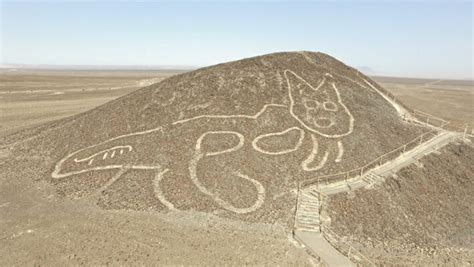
[356,65,377,75]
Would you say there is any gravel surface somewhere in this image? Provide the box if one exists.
[326,142,474,265]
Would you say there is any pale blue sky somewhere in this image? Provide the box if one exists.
[1,1,473,79]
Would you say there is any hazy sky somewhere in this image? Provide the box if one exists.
[1,1,473,79]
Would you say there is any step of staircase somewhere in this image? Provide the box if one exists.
[295,189,321,232]
[362,171,382,185]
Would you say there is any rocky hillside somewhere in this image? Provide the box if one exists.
[326,142,474,265]
[1,51,427,227]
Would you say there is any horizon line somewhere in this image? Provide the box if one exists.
[1,63,472,82]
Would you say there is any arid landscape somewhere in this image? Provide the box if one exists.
[2,70,471,139]
[2,0,472,265]
[373,76,473,129]
[1,52,472,266]
[0,69,185,137]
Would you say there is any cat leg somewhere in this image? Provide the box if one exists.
[301,134,329,172]
[335,140,344,163]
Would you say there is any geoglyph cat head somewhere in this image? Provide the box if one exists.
[285,70,354,138]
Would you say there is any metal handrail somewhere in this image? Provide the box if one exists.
[301,129,438,187]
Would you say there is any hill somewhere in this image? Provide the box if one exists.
[1,51,428,228]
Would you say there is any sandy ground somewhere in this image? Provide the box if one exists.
[0,69,186,136]
[372,76,473,128]
[0,161,313,265]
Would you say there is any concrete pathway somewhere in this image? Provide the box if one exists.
[316,130,459,196]
[295,230,355,267]
[375,131,458,176]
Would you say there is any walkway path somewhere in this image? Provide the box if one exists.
[295,229,355,267]
[294,185,355,266]
[294,130,461,266]
[317,130,459,195]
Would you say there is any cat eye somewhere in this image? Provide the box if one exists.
[323,101,338,111]
[303,99,320,109]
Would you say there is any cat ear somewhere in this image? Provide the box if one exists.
[285,70,325,97]
[286,70,334,115]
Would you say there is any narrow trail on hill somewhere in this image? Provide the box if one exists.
[317,130,459,195]
[299,50,414,122]
[358,74,414,120]
[294,130,462,266]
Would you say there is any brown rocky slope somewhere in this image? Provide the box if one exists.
[1,51,427,228]
[326,142,474,265]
